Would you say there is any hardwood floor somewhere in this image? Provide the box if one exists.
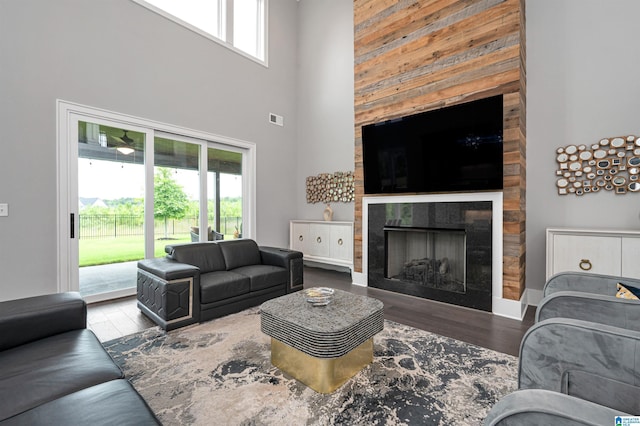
[87,296,155,342]
[303,267,535,356]
[87,266,535,356]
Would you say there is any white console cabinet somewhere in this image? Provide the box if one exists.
[290,220,353,271]
[546,228,640,279]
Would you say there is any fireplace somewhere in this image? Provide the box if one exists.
[368,200,492,311]
[385,227,466,293]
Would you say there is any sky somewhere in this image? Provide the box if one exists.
[78,158,242,200]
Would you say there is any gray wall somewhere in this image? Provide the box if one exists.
[4,0,636,302]
[526,0,640,293]
[295,0,355,222]
[0,0,299,300]
[293,0,640,297]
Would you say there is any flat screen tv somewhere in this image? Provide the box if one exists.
[362,95,503,195]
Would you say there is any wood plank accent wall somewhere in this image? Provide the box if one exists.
[354,0,527,300]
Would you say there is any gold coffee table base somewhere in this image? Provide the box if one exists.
[270,337,373,394]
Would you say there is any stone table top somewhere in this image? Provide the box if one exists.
[260,289,384,358]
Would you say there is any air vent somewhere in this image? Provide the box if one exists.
[269,113,284,127]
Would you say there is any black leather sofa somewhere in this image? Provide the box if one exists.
[0,292,159,425]
[137,239,303,330]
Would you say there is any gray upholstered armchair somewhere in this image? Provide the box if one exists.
[484,389,622,425]
[536,272,640,330]
[484,317,639,425]
[543,271,640,297]
[190,226,224,242]
[486,273,640,424]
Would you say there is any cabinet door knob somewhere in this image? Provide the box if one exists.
[338,238,343,246]
[317,236,322,243]
[579,259,592,271]
[299,235,304,241]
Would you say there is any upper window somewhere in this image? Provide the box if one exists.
[138,0,266,63]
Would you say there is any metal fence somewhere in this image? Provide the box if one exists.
[78,215,242,239]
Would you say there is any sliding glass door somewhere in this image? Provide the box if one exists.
[76,120,150,301]
[153,136,201,251]
[153,135,244,245]
[208,147,243,239]
[59,103,252,303]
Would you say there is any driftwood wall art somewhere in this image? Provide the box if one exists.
[556,135,640,196]
[306,171,355,203]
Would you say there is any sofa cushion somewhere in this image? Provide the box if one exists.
[0,292,86,352]
[0,329,124,421]
[200,271,251,304]
[1,379,159,425]
[233,265,288,291]
[218,239,261,271]
[166,242,226,273]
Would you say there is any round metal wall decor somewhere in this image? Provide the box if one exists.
[555,135,639,196]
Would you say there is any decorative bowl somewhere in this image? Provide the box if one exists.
[304,287,335,306]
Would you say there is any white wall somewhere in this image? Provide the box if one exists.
[0,0,299,300]
[295,0,355,222]
[526,0,640,292]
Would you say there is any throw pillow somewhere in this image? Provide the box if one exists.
[616,283,640,300]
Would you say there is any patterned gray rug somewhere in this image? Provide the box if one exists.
[104,308,516,425]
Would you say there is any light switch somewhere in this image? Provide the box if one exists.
[0,203,8,217]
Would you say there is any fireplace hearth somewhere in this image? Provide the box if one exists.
[368,201,492,311]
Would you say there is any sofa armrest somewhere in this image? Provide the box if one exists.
[483,389,626,426]
[0,292,86,351]
[519,318,640,414]
[137,258,201,330]
[536,291,640,331]
[259,246,302,268]
[137,258,200,281]
[543,272,640,297]
[260,247,304,292]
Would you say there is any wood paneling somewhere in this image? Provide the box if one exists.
[354,0,526,301]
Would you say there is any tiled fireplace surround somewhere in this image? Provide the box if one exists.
[353,192,525,320]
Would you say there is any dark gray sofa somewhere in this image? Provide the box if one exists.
[0,292,159,425]
[137,239,303,330]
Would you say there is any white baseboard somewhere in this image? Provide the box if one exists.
[492,296,526,320]
[493,288,542,321]
[351,271,367,287]
[525,288,543,307]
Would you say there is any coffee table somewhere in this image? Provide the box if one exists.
[260,289,384,393]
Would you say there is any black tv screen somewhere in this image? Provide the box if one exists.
[362,95,503,194]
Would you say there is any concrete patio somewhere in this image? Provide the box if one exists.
[80,261,138,297]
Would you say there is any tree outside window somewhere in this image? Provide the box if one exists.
[154,167,188,239]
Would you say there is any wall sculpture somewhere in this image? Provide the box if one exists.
[306,171,355,203]
[556,136,640,196]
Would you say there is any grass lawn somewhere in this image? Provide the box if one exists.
[79,234,192,267]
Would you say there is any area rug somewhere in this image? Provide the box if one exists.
[104,308,517,425]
